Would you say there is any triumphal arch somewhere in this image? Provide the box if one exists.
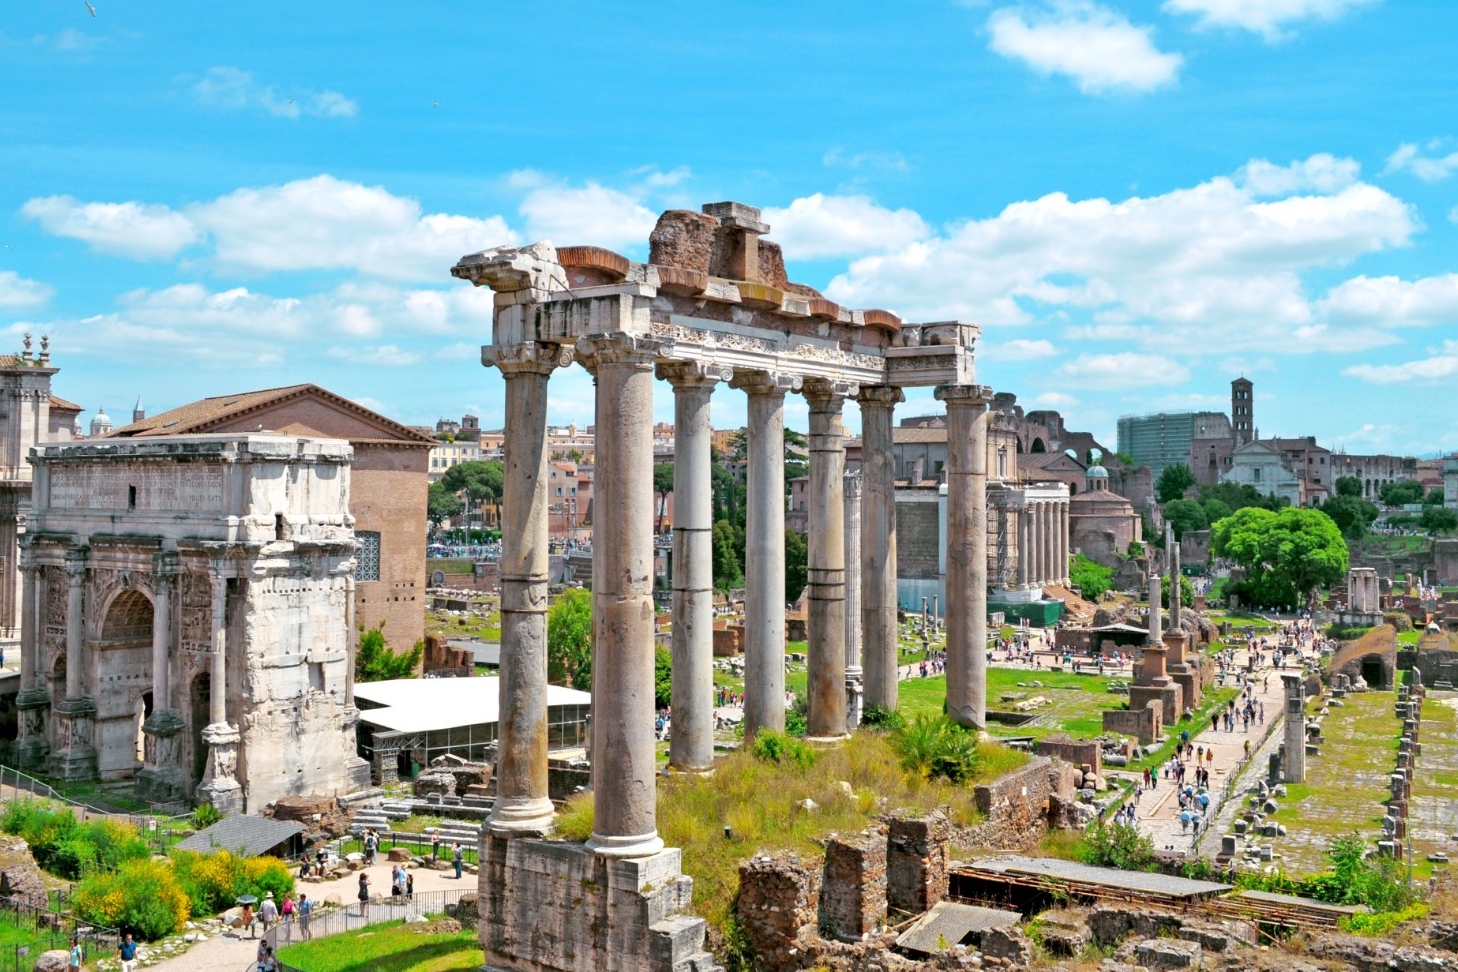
[13,433,370,811]
[452,202,990,972]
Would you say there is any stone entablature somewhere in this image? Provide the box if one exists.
[17,434,369,812]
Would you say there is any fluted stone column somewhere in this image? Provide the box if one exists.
[734,372,794,740]
[15,555,49,770]
[581,333,664,859]
[138,552,185,802]
[843,472,863,730]
[196,570,242,812]
[660,362,723,772]
[804,380,850,740]
[1042,502,1054,587]
[483,342,565,837]
[1020,507,1032,588]
[1061,502,1071,585]
[857,387,902,712]
[938,385,990,730]
[50,549,96,780]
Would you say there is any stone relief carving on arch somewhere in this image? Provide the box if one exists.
[88,570,157,641]
[42,565,66,661]
[179,572,213,652]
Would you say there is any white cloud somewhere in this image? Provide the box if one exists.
[822,148,910,172]
[1382,142,1458,183]
[0,271,55,311]
[1240,154,1360,196]
[1164,0,1379,41]
[987,1,1183,95]
[192,67,358,119]
[824,156,1417,354]
[196,175,514,281]
[24,176,516,280]
[1034,390,1079,406]
[513,175,658,252]
[1342,341,1458,384]
[1053,353,1190,388]
[1317,274,1458,329]
[21,196,200,259]
[984,337,1058,360]
[762,194,930,260]
[324,344,421,367]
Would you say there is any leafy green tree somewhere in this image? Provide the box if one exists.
[710,459,741,527]
[355,623,422,682]
[1161,574,1196,611]
[427,481,465,527]
[653,463,675,534]
[785,529,808,604]
[711,519,744,590]
[1074,821,1156,872]
[1162,498,1208,539]
[1335,476,1363,498]
[1426,487,1447,506]
[1112,451,1137,467]
[1420,506,1458,533]
[1379,479,1425,507]
[726,428,748,462]
[1212,507,1348,608]
[440,460,504,523]
[1200,498,1232,526]
[1320,494,1379,540]
[547,588,593,691]
[1069,553,1114,600]
[783,428,808,450]
[654,646,672,709]
[1156,463,1196,504]
[1197,481,1264,512]
[784,459,809,489]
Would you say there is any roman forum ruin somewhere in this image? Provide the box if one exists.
[450,201,988,970]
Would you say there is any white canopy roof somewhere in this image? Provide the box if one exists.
[354,677,591,734]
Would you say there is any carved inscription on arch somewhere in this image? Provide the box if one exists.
[48,464,225,512]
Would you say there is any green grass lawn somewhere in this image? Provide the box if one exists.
[897,667,1127,740]
[426,609,501,642]
[277,920,482,972]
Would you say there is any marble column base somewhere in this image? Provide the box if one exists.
[136,710,188,804]
[845,670,863,731]
[487,795,556,838]
[14,689,50,772]
[195,722,244,815]
[47,697,96,781]
[586,829,665,860]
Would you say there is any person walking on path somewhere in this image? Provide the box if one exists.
[357,872,371,917]
[298,893,314,942]
[453,842,464,880]
[118,933,138,972]
[258,891,278,936]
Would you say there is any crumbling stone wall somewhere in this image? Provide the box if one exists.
[886,813,949,915]
[967,756,1076,850]
[736,854,818,969]
[1102,700,1163,745]
[818,829,886,943]
[0,838,48,910]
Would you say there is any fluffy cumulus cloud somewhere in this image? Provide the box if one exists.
[23,176,515,279]
[823,155,1419,354]
[0,271,55,311]
[1382,142,1458,183]
[1317,274,1458,329]
[191,67,359,119]
[1053,353,1190,389]
[1342,341,1458,384]
[987,1,1183,95]
[512,172,659,252]
[983,337,1058,360]
[763,194,930,260]
[20,196,200,259]
[1163,0,1380,41]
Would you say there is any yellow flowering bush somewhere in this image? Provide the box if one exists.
[72,859,190,940]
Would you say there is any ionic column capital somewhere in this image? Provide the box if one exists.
[730,370,800,397]
[855,385,904,409]
[656,359,731,387]
[483,341,574,376]
[575,332,667,373]
[934,383,994,406]
[802,377,858,406]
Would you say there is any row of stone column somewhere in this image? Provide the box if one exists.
[484,334,995,857]
[1014,498,1069,588]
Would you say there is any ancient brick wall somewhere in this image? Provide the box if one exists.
[1103,700,1162,745]
[896,501,941,579]
[351,444,428,651]
[818,830,886,943]
[736,854,818,968]
[1035,736,1100,776]
[886,813,949,915]
[969,756,1077,850]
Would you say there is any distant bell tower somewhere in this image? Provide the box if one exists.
[1231,378,1253,446]
[132,396,145,423]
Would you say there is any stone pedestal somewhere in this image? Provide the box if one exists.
[47,697,96,781]
[14,690,50,771]
[1281,674,1306,785]
[479,836,722,972]
[195,722,244,815]
[135,710,187,803]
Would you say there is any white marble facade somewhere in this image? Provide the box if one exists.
[15,434,369,813]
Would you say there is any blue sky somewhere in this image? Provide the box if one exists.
[2,0,1456,455]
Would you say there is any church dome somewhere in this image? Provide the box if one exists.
[1086,463,1108,478]
[89,408,112,437]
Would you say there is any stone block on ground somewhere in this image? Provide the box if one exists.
[1132,938,1202,969]
[387,847,412,862]
[32,951,70,972]
[980,925,1032,964]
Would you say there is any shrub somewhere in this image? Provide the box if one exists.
[1383,612,1413,633]
[0,801,148,879]
[784,695,809,738]
[892,715,980,785]
[1074,821,1156,872]
[171,849,296,916]
[860,704,905,731]
[748,730,816,769]
[72,858,191,940]
[192,804,222,830]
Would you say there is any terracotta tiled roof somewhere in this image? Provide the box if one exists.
[106,383,433,445]
[48,394,82,412]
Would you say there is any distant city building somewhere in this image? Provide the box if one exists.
[1117,410,1228,477]
[1222,440,1302,506]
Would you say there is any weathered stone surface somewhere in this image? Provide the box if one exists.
[1308,935,1455,972]
[1088,905,1182,946]
[1040,921,1091,957]
[33,951,72,972]
[819,829,887,942]
[887,813,949,915]
[648,210,717,274]
[1132,938,1202,969]
[0,838,49,911]
[981,925,1033,964]
[386,847,412,862]
[737,853,818,968]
